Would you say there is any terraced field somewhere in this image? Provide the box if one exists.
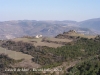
[65,33,96,39]
[0,47,33,60]
[0,47,41,68]
[13,37,66,48]
[44,37,72,42]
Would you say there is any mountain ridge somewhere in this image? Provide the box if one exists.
[0,18,100,39]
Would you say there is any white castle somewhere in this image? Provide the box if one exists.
[35,35,42,38]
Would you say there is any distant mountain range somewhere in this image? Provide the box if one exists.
[0,18,100,39]
[78,18,100,33]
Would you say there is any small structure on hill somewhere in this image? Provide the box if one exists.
[69,30,76,33]
[63,30,76,34]
[35,35,42,38]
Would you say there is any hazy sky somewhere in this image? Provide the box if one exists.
[0,0,100,21]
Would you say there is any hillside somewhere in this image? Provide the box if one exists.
[55,30,96,39]
[0,30,100,75]
[79,18,100,31]
[1,18,100,39]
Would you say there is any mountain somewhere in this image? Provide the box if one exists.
[0,18,100,39]
[79,18,100,33]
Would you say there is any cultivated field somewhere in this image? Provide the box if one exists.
[13,37,42,42]
[0,47,33,60]
[12,33,95,48]
[44,37,73,42]
[34,41,63,48]
[0,47,41,68]
[65,33,96,39]
[13,37,66,48]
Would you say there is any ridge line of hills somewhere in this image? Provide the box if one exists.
[0,18,100,39]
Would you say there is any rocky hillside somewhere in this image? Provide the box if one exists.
[55,30,96,39]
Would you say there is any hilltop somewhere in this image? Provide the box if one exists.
[10,30,96,48]
[55,30,96,39]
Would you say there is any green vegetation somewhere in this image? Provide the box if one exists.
[0,34,100,75]
[42,37,100,62]
[0,54,42,75]
[1,36,100,67]
[0,54,20,75]
[68,55,100,75]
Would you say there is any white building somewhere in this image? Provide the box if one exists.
[35,35,42,38]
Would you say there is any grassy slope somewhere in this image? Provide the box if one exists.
[0,47,33,60]
[44,37,72,42]
[13,37,64,48]
[65,33,96,39]
[0,47,41,68]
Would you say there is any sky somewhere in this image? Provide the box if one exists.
[0,0,100,21]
